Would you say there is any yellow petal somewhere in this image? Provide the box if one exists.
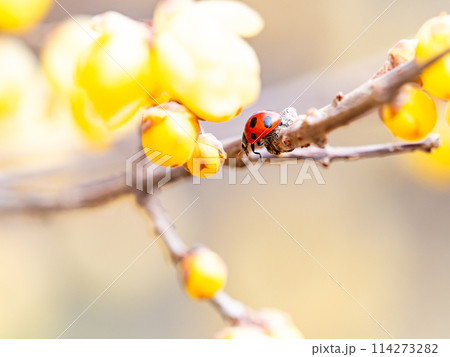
[155,6,261,122]
[41,16,95,94]
[193,0,264,38]
[0,0,52,33]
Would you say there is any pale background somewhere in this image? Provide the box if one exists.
[1,0,450,338]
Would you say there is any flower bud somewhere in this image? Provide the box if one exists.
[415,14,450,100]
[178,246,227,299]
[376,39,418,77]
[141,101,200,167]
[380,84,437,141]
[390,39,418,67]
[185,133,226,178]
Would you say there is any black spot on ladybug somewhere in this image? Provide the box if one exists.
[249,117,257,128]
[263,116,272,128]
[251,133,257,140]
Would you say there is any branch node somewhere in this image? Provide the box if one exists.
[319,157,331,167]
[332,92,344,107]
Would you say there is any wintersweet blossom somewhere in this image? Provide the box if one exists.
[154,0,264,122]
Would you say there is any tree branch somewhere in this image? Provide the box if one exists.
[136,190,188,263]
[2,47,449,213]
[274,49,450,151]
[261,133,440,167]
[0,135,439,213]
[136,190,259,326]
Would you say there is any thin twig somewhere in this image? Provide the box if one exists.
[136,190,259,325]
[136,190,188,263]
[261,133,440,167]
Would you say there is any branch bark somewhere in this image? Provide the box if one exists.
[0,135,439,213]
[274,50,450,151]
[136,190,258,326]
[261,133,439,167]
[1,48,449,213]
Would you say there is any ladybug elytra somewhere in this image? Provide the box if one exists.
[241,110,281,157]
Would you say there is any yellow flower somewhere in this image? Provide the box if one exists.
[154,0,263,122]
[0,37,37,122]
[141,101,200,167]
[380,84,437,141]
[75,12,158,130]
[41,15,134,147]
[415,14,450,100]
[0,0,52,33]
[42,16,95,94]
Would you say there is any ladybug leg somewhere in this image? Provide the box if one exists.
[241,133,249,156]
[251,143,262,159]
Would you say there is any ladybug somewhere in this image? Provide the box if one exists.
[241,110,281,157]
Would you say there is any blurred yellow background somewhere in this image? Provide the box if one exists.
[1,0,450,338]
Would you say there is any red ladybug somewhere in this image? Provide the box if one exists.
[241,110,281,157]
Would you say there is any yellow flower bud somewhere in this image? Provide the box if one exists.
[185,133,226,178]
[141,101,200,167]
[179,247,227,299]
[376,39,418,77]
[214,326,270,339]
[154,0,262,122]
[75,12,158,129]
[380,84,437,141]
[0,0,52,33]
[389,39,418,67]
[415,14,450,100]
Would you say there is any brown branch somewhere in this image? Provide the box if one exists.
[0,135,439,213]
[275,49,450,151]
[136,190,188,262]
[2,47,449,213]
[136,190,259,326]
[261,133,440,167]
